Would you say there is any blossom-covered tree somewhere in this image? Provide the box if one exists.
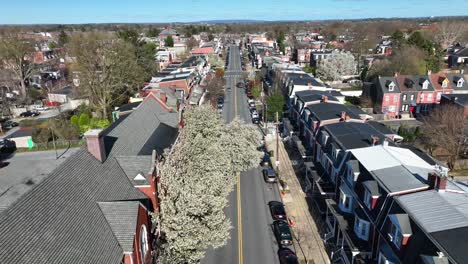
[156,107,261,264]
[316,50,357,81]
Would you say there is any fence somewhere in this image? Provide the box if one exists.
[31,139,83,151]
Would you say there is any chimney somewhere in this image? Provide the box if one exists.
[394,72,398,77]
[308,82,312,87]
[383,138,389,147]
[436,175,447,192]
[160,92,167,103]
[427,70,432,75]
[371,135,380,146]
[340,111,347,120]
[428,172,438,189]
[84,129,106,162]
[321,95,328,102]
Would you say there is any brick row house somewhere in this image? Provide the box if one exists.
[373,73,467,118]
[0,94,180,264]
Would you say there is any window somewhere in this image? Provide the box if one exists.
[364,189,372,209]
[442,80,447,88]
[393,95,399,102]
[427,93,433,101]
[385,95,390,102]
[354,216,370,240]
[388,222,403,249]
[420,94,424,101]
[410,94,415,101]
[437,92,442,100]
[347,165,354,185]
[388,105,396,112]
[402,94,407,101]
[339,187,353,213]
[458,79,464,88]
[140,225,149,263]
[422,82,428,89]
[388,83,395,91]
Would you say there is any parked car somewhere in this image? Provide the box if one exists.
[237,81,245,88]
[252,117,260,124]
[278,248,298,264]
[261,153,271,166]
[1,120,19,129]
[251,111,259,120]
[273,220,293,246]
[34,105,49,111]
[19,110,40,117]
[217,97,224,109]
[263,167,277,183]
[269,201,287,220]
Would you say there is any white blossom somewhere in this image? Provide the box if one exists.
[156,107,261,264]
[316,50,357,81]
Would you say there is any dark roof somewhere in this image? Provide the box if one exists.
[413,75,435,92]
[368,121,395,135]
[118,102,141,112]
[371,165,427,193]
[295,90,339,103]
[442,93,468,106]
[322,122,387,150]
[454,47,468,57]
[98,201,140,252]
[305,103,361,122]
[446,74,468,90]
[8,128,35,138]
[0,95,177,263]
[106,96,179,157]
[378,76,400,94]
[431,227,468,264]
[287,72,324,87]
[50,86,75,96]
[115,156,152,185]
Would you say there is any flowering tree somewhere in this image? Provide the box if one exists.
[316,50,357,81]
[156,107,261,264]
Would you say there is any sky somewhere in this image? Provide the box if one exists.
[0,0,467,24]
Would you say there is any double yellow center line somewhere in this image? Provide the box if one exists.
[237,173,243,264]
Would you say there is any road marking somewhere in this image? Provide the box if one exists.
[237,172,243,264]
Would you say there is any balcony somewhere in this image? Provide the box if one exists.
[324,199,373,264]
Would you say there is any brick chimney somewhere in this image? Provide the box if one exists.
[160,91,167,103]
[428,172,447,192]
[84,129,106,162]
[394,72,398,77]
[340,111,347,120]
[321,95,328,102]
[371,135,380,146]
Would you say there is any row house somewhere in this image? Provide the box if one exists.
[374,73,467,117]
[311,49,333,67]
[321,144,451,263]
[290,91,341,129]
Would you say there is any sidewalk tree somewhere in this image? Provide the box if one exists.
[421,104,466,170]
[266,92,285,121]
[165,35,174,47]
[0,34,36,99]
[316,50,356,82]
[70,33,145,118]
[156,107,261,264]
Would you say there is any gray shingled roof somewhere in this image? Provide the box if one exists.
[106,96,179,157]
[98,201,140,252]
[372,165,427,193]
[116,155,152,185]
[0,149,147,264]
[0,95,176,263]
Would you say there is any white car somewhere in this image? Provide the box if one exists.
[35,106,49,111]
[251,111,259,119]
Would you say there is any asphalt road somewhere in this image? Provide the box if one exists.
[202,46,281,264]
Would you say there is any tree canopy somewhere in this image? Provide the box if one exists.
[165,35,174,47]
[156,107,261,263]
[316,50,357,81]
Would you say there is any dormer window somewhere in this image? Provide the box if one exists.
[421,79,429,90]
[458,78,465,88]
[388,83,395,91]
[441,78,448,88]
[404,78,414,88]
[362,180,380,210]
[388,214,412,249]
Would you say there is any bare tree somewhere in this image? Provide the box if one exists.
[70,33,145,118]
[421,104,467,170]
[435,20,468,50]
[0,34,36,99]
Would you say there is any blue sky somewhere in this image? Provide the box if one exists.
[1,0,467,24]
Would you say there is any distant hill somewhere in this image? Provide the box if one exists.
[192,19,266,24]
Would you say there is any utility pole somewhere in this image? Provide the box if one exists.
[50,128,58,160]
[275,111,279,170]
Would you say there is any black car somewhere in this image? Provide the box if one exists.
[19,110,40,117]
[1,120,19,129]
[269,201,287,220]
[252,117,260,124]
[278,248,298,264]
[261,153,271,166]
[263,167,277,183]
[273,220,293,246]
[236,82,245,88]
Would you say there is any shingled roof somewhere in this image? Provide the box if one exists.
[0,94,178,263]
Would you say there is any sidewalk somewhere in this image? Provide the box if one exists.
[266,136,329,264]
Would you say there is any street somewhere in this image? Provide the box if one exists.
[202,46,281,264]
